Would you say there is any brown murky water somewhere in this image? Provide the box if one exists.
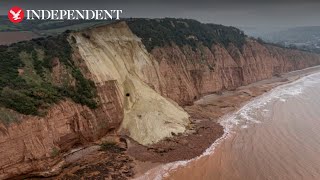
[138,72,320,180]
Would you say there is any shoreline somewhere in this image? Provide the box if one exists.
[131,65,320,178]
[20,66,320,179]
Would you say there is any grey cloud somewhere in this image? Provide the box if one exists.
[1,0,320,34]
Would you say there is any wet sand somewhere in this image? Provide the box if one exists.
[132,65,320,179]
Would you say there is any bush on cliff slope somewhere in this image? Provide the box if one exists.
[0,32,97,116]
[127,18,246,51]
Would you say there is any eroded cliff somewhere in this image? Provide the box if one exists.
[71,22,190,145]
[150,40,320,105]
[0,22,190,179]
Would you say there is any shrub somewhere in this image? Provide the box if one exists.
[127,18,247,52]
[51,147,60,157]
[100,141,125,153]
[0,32,97,116]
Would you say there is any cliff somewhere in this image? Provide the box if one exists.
[71,22,189,145]
[0,21,190,179]
[128,18,320,105]
[150,40,320,105]
[1,19,320,179]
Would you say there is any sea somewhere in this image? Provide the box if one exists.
[137,72,320,180]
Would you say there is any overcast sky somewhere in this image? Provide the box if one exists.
[1,0,320,34]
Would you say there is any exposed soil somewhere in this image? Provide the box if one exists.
[56,152,134,180]
[55,140,134,180]
[18,138,134,180]
[128,119,223,163]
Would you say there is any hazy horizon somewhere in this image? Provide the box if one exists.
[1,0,320,36]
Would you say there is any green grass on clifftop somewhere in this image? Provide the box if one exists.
[127,18,246,51]
[0,32,97,116]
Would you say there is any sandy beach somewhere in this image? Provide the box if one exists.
[30,65,320,179]
[131,65,320,178]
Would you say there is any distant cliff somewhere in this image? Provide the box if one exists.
[1,19,320,179]
[128,18,320,105]
[150,39,320,105]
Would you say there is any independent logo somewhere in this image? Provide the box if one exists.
[8,6,24,23]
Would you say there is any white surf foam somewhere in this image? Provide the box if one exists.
[135,72,320,180]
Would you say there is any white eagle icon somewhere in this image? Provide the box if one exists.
[10,9,22,20]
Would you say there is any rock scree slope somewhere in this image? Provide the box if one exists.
[72,22,190,146]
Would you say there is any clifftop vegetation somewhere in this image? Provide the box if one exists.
[0,32,97,116]
[127,18,247,51]
[0,16,112,36]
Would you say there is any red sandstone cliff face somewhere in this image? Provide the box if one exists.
[151,39,320,105]
[0,80,123,179]
[1,22,320,179]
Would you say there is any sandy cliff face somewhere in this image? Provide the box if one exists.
[151,40,320,105]
[71,22,189,145]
